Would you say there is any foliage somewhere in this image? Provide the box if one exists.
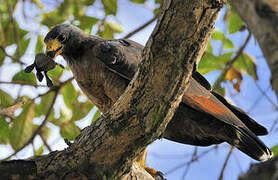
[0,0,161,156]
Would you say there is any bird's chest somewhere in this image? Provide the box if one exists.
[69,58,129,112]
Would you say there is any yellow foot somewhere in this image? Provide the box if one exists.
[135,148,166,180]
[144,167,166,180]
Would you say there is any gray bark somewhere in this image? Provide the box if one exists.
[229,0,278,99]
[0,0,223,179]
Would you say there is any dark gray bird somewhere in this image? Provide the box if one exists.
[43,24,273,177]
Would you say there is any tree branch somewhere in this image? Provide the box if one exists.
[229,0,278,99]
[0,0,223,179]
[213,32,251,91]
[123,16,157,39]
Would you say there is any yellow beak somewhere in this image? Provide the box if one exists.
[45,39,64,58]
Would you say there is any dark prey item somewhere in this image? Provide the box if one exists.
[24,53,64,87]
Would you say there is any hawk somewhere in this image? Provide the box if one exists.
[44,24,273,178]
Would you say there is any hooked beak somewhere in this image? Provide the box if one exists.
[45,39,64,58]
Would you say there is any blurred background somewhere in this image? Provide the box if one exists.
[0,0,277,179]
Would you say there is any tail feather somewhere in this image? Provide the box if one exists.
[230,126,273,162]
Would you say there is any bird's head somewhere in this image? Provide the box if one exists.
[44,24,84,58]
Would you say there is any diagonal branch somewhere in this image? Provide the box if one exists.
[213,32,251,91]
[0,0,224,179]
[123,16,157,39]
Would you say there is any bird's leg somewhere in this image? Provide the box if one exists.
[36,70,44,82]
[44,71,53,87]
[135,148,166,180]
[24,63,35,73]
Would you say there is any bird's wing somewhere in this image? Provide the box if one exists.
[93,38,268,136]
[211,91,268,135]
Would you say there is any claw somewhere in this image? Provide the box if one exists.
[155,171,166,180]
[36,71,44,82]
[44,71,53,87]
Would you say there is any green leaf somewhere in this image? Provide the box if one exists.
[73,0,86,18]
[92,109,101,122]
[130,0,146,4]
[198,52,221,74]
[79,16,99,31]
[82,0,96,6]
[99,21,124,38]
[0,89,14,107]
[17,35,31,57]
[216,86,226,97]
[223,38,235,49]
[0,117,10,144]
[35,145,44,156]
[206,41,213,53]
[211,30,225,41]
[35,35,44,54]
[271,145,278,157]
[60,122,80,141]
[10,101,35,150]
[217,52,234,63]
[234,52,258,80]
[228,11,243,34]
[212,30,234,49]
[61,83,78,110]
[41,11,68,27]
[153,8,161,16]
[49,108,71,126]
[36,125,51,141]
[35,92,56,117]
[101,0,117,15]
[0,50,5,66]
[47,65,64,82]
[106,21,124,33]
[72,101,94,121]
[12,70,37,84]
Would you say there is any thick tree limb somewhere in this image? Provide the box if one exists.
[0,0,223,179]
[229,0,278,99]
[238,156,278,180]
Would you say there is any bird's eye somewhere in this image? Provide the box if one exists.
[57,34,66,43]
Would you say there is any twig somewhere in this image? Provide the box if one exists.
[181,147,198,180]
[218,147,234,180]
[5,0,20,59]
[0,97,28,119]
[246,85,271,113]
[0,46,18,62]
[40,134,52,152]
[255,82,278,110]
[165,146,217,175]
[31,77,74,101]
[0,81,46,87]
[2,90,59,160]
[270,117,278,133]
[1,77,74,160]
[123,16,157,39]
[212,32,251,91]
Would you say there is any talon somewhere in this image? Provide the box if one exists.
[155,171,166,180]
[36,71,44,82]
[44,72,53,87]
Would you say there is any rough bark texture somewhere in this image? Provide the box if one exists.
[0,0,223,179]
[229,0,278,99]
[238,156,278,180]
[229,1,278,178]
